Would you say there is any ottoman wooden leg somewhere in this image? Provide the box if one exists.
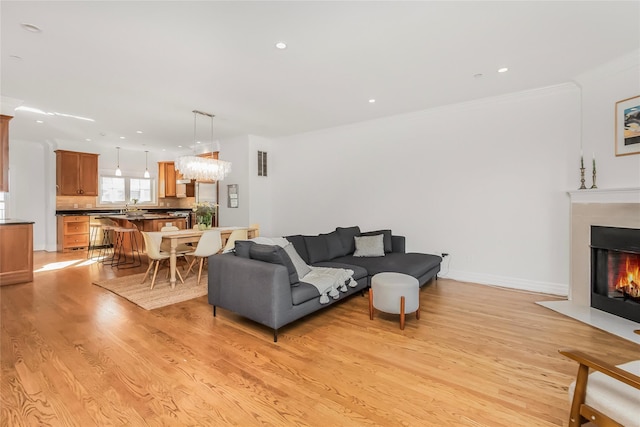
[416,298,421,320]
[369,289,374,320]
[400,296,405,330]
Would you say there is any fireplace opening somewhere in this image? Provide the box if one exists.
[591,226,640,323]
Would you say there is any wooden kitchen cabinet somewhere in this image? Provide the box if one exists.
[57,215,90,252]
[0,221,33,285]
[55,150,99,196]
[0,115,12,193]
[159,161,194,198]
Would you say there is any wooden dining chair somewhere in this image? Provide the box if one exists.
[140,231,184,289]
[559,345,640,427]
[184,230,222,285]
[250,223,260,237]
[221,229,248,253]
[159,226,192,255]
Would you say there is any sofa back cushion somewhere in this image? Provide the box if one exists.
[234,240,254,258]
[285,235,309,263]
[361,229,393,253]
[303,235,331,264]
[249,243,299,285]
[335,226,361,255]
[322,231,345,259]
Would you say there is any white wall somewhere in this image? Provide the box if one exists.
[575,50,640,188]
[218,135,250,227]
[271,84,581,295]
[8,140,48,250]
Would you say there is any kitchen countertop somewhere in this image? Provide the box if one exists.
[98,214,187,221]
[0,219,35,225]
[56,208,192,216]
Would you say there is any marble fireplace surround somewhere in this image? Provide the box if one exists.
[538,187,640,344]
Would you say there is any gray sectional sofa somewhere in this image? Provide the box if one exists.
[208,226,442,341]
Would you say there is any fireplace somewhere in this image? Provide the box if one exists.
[591,226,640,323]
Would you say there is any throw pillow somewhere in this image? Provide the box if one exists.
[283,243,312,279]
[285,235,310,264]
[249,243,299,285]
[361,229,393,253]
[234,240,254,258]
[353,234,385,257]
[336,226,361,255]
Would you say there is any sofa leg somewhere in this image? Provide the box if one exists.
[213,305,216,317]
[273,329,278,343]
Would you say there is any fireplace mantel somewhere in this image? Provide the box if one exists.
[567,187,640,204]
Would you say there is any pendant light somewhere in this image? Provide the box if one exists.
[175,110,231,181]
[115,146,122,176]
[143,150,150,178]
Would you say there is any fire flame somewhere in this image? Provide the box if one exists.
[615,256,640,298]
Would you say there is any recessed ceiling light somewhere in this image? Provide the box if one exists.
[178,145,183,148]
[136,130,143,134]
[275,42,287,49]
[498,67,509,73]
[196,141,201,144]
[119,136,126,139]
[20,23,42,33]
[86,138,92,142]
[35,120,43,124]
[369,99,376,103]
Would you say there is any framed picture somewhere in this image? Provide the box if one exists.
[615,95,640,156]
[227,184,238,208]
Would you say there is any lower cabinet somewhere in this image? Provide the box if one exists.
[57,215,90,252]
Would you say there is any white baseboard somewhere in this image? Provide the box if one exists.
[440,269,568,296]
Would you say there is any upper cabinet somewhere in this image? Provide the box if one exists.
[55,150,99,196]
[0,115,12,192]
[158,161,194,198]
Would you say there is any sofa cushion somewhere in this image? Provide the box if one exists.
[285,235,310,264]
[249,243,299,285]
[335,226,361,255]
[353,234,385,257]
[303,235,331,264]
[333,252,442,280]
[291,282,321,305]
[322,231,345,260]
[361,229,393,253]
[283,242,312,279]
[234,240,254,258]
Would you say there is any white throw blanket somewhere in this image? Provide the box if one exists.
[302,267,358,304]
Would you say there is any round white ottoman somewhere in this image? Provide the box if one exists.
[369,272,420,330]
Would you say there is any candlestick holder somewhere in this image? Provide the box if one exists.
[591,170,598,189]
[579,167,587,189]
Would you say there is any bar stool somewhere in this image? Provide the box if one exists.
[87,218,102,259]
[111,225,142,269]
[97,219,118,264]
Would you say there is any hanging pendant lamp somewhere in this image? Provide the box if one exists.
[143,150,150,178]
[175,110,231,181]
[115,146,122,176]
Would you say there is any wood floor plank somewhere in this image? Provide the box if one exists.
[1,251,639,426]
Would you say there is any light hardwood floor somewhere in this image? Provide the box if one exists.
[1,251,638,426]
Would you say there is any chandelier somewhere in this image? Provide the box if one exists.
[175,110,232,181]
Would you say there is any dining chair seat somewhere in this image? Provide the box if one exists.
[141,231,185,289]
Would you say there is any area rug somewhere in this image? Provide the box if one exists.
[93,272,208,310]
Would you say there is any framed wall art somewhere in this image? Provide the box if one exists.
[615,95,640,156]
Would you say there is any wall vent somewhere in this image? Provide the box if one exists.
[258,151,267,176]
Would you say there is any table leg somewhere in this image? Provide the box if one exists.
[170,239,177,289]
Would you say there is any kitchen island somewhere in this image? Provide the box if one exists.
[0,219,34,286]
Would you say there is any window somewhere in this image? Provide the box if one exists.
[0,192,5,219]
[99,176,155,205]
[258,151,267,176]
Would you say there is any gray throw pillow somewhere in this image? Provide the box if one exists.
[249,243,299,285]
[353,234,385,257]
[234,240,254,258]
[283,243,312,279]
[303,235,331,264]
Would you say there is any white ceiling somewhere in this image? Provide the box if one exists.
[2,1,639,154]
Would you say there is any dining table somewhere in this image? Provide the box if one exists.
[161,226,257,288]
